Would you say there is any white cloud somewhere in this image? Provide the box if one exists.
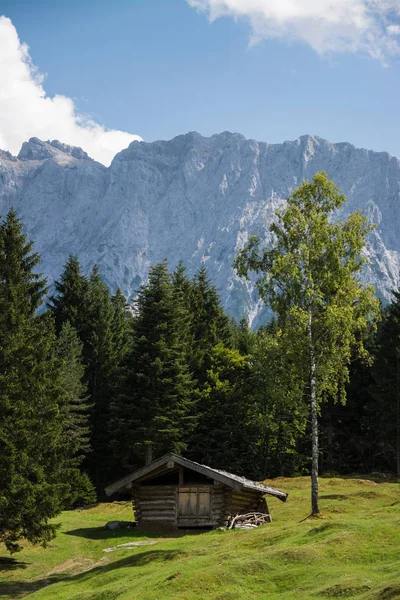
[0,16,141,166]
[187,0,400,60]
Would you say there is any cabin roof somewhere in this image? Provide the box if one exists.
[105,453,288,502]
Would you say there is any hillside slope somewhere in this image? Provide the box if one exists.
[1,477,399,600]
[1,133,400,324]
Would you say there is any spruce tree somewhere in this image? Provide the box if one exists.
[0,209,64,552]
[191,343,252,474]
[373,293,400,479]
[54,322,96,506]
[111,288,133,366]
[234,317,256,356]
[189,265,232,383]
[49,259,127,492]
[83,266,119,491]
[186,265,235,464]
[48,254,89,335]
[110,261,195,468]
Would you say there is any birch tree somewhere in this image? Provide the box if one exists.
[235,172,379,515]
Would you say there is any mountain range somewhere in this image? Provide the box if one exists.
[1,132,399,326]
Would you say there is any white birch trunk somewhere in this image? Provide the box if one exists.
[309,312,319,515]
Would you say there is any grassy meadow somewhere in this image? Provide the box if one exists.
[1,476,400,600]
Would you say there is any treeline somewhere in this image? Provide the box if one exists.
[0,200,399,551]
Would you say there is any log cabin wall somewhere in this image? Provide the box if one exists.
[132,483,234,529]
[212,485,229,526]
[227,488,269,516]
[135,485,177,530]
[130,465,272,530]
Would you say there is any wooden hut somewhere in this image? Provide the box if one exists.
[105,453,288,530]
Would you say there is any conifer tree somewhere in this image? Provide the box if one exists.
[234,317,256,356]
[172,261,194,352]
[49,260,128,491]
[191,343,252,474]
[48,254,89,334]
[373,293,400,479]
[83,266,119,491]
[0,209,64,552]
[110,261,195,468]
[111,288,133,365]
[54,322,96,506]
[189,265,232,383]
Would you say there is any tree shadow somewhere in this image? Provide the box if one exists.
[0,557,28,572]
[63,526,143,541]
[64,526,206,541]
[0,549,183,600]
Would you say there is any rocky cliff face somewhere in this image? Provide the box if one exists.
[1,132,399,325]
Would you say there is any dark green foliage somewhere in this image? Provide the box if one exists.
[372,295,400,476]
[189,343,254,474]
[188,265,232,383]
[232,317,257,356]
[111,288,133,365]
[248,327,309,479]
[54,322,96,507]
[81,267,122,491]
[110,261,195,469]
[0,209,64,552]
[48,255,89,335]
[49,259,130,492]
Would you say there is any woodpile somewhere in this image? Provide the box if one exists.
[228,512,272,530]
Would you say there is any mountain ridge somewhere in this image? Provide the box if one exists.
[1,131,399,325]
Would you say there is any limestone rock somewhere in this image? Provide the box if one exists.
[1,131,399,326]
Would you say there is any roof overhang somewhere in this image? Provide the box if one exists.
[105,454,288,502]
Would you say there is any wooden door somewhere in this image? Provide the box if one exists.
[177,487,212,526]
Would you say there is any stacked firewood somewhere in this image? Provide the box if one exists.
[228,512,272,530]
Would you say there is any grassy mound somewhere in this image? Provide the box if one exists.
[1,476,399,599]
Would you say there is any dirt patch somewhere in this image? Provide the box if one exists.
[47,557,104,576]
[103,540,158,553]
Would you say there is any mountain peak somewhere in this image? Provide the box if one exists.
[18,137,92,161]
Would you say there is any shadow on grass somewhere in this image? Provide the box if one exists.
[0,549,183,600]
[64,526,207,541]
[319,494,348,500]
[0,557,28,572]
[63,527,143,541]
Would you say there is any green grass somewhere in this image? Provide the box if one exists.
[1,476,400,599]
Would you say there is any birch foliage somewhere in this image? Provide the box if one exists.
[235,172,379,512]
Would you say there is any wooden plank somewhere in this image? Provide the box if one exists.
[141,516,176,521]
[198,489,211,517]
[139,500,176,506]
[139,485,177,491]
[140,508,176,514]
[178,490,197,518]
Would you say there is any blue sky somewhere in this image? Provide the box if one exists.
[0,0,399,164]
